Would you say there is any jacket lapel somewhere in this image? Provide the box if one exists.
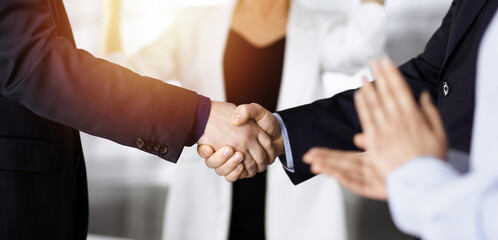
[443,0,487,66]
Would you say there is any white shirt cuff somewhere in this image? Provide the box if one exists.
[386,156,459,237]
[273,113,294,173]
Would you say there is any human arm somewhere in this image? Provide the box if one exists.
[353,58,447,177]
[341,56,483,239]
[270,1,455,184]
[305,56,483,239]
[0,0,199,161]
[0,0,271,166]
[304,57,446,196]
[304,140,498,238]
[199,1,456,183]
[386,156,498,239]
[99,1,273,175]
[387,12,498,238]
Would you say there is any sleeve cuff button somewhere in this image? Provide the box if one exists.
[160,145,168,154]
[136,138,145,149]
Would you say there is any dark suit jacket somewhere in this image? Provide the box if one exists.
[278,0,498,184]
[0,0,203,239]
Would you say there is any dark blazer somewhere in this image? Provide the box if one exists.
[0,0,202,239]
[278,0,498,184]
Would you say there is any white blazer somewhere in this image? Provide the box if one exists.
[108,1,386,239]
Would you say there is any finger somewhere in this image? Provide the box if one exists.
[336,173,380,200]
[326,154,387,200]
[258,131,276,165]
[248,142,269,173]
[370,60,399,116]
[304,148,361,177]
[325,154,365,182]
[241,152,258,178]
[335,158,377,196]
[225,164,244,182]
[360,157,381,181]
[303,147,324,164]
[353,133,366,150]
[214,152,244,176]
[304,148,334,174]
[354,90,376,134]
[232,103,266,125]
[360,78,387,126]
[197,145,214,159]
[356,164,388,201]
[232,104,280,138]
[204,146,234,169]
[380,57,417,112]
[324,159,369,196]
[420,91,445,136]
[239,169,248,179]
[335,172,365,194]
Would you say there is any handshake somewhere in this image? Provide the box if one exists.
[196,102,283,182]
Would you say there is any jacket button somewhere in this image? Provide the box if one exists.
[136,138,145,149]
[153,143,161,153]
[442,82,450,96]
[145,143,153,152]
[160,145,168,154]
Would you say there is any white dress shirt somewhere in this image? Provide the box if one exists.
[386,10,498,240]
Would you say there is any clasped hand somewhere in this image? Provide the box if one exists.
[196,102,284,182]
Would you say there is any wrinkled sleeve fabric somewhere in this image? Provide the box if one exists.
[0,0,203,162]
[276,2,455,184]
[321,3,387,74]
[387,156,498,240]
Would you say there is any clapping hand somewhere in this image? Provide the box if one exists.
[305,57,447,200]
[353,57,447,177]
[303,147,388,201]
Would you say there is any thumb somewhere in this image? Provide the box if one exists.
[197,144,214,159]
[354,133,366,150]
[231,103,265,126]
[232,103,280,138]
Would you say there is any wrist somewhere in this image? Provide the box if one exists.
[274,135,285,156]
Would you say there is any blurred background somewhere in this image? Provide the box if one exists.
[62,0,451,239]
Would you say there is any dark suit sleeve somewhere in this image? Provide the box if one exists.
[278,1,456,184]
[0,0,202,162]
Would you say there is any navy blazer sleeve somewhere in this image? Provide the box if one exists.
[0,0,202,162]
[277,1,456,184]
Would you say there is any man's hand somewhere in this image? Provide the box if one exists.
[231,103,284,156]
[355,57,447,177]
[197,145,245,182]
[197,101,275,178]
[197,103,284,181]
[303,148,387,201]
